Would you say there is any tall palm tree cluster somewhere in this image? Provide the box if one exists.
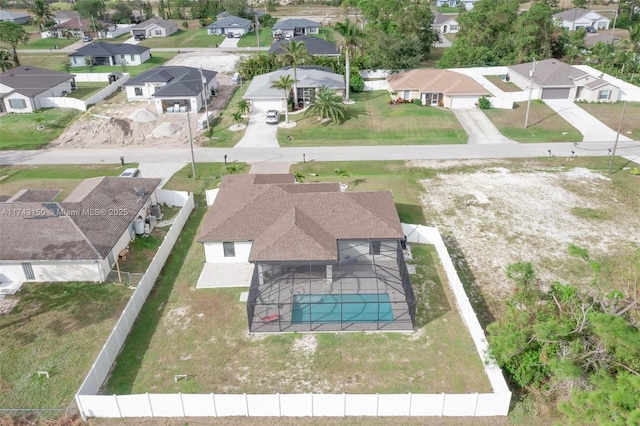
[30,0,55,32]
[587,25,640,84]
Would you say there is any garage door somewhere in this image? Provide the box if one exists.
[251,99,283,112]
[450,96,480,109]
[542,88,570,99]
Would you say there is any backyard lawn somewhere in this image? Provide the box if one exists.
[278,91,468,146]
[139,29,224,48]
[483,101,583,142]
[104,161,491,396]
[576,101,640,139]
[483,75,522,92]
[0,282,132,409]
[67,82,108,100]
[0,108,80,150]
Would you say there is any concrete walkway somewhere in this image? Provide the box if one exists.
[235,111,280,148]
[249,162,292,174]
[453,109,517,144]
[545,100,632,143]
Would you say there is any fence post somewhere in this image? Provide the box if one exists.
[244,393,249,416]
[473,392,479,416]
[75,395,87,422]
[211,393,217,417]
[277,393,281,417]
[114,395,122,417]
[343,393,346,417]
[147,392,153,417]
[408,393,412,416]
[440,393,446,416]
[310,393,313,417]
[376,393,379,416]
[179,392,185,417]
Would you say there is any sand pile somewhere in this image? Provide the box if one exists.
[129,108,158,123]
[151,122,182,138]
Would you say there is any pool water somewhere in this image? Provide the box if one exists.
[291,293,394,323]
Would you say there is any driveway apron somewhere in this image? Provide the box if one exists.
[218,36,240,48]
[453,109,517,144]
[544,100,632,143]
[235,111,280,148]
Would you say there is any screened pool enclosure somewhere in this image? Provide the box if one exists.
[247,239,416,333]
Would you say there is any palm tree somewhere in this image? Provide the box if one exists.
[237,99,250,115]
[30,0,54,32]
[277,41,310,108]
[334,19,363,102]
[305,87,345,124]
[0,50,13,72]
[231,111,244,124]
[334,167,351,190]
[270,74,295,123]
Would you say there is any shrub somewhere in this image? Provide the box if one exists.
[413,98,422,106]
[350,73,365,93]
[182,21,189,29]
[478,96,491,109]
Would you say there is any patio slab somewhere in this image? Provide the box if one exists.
[196,262,254,288]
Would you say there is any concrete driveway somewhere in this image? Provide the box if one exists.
[123,36,140,45]
[454,109,516,144]
[137,163,187,187]
[218,36,240,48]
[544,100,632,143]
[235,111,280,148]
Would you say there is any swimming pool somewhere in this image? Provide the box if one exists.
[291,293,395,324]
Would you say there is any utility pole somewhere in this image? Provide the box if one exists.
[199,67,209,131]
[524,59,536,129]
[256,13,260,49]
[608,100,628,174]
[186,112,196,180]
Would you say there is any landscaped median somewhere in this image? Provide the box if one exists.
[277,91,469,146]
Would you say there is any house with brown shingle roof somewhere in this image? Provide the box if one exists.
[0,176,161,287]
[386,69,490,109]
[197,174,416,333]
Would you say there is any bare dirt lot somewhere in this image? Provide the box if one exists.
[412,159,640,311]
[49,53,246,149]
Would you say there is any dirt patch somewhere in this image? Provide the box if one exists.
[48,53,242,149]
[414,160,640,306]
[0,297,18,315]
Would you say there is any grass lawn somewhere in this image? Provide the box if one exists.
[0,282,132,408]
[23,37,80,49]
[139,29,224,48]
[0,109,81,150]
[118,227,168,274]
[483,75,522,92]
[421,47,445,68]
[237,27,272,48]
[205,85,248,147]
[576,101,640,139]
[483,101,583,142]
[0,164,136,198]
[66,82,108,100]
[104,161,491,395]
[15,53,68,71]
[68,51,176,76]
[278,91,468,146]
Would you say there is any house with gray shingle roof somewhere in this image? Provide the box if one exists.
[69,42,151,67]
[0,65,76,113]
[124,66,218,114]
[272,18,320,39]
[130,18,178,38]
[243,66,344,112]
[269,35,339,56]
[553,8,610,31]
[196,174,416,333]
[508,59,619,102]
[0,176,161,285]
[432,13,459,34]
[0,9,31,24]
[207,15,253,36]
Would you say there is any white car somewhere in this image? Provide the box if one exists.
[265,110,280,124]
[119,168,141,178]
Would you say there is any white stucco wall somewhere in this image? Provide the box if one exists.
[0,261,105,282]
[204,241,253,263]
[2,92,35,113]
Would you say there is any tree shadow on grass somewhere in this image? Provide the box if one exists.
[342,105,368,123]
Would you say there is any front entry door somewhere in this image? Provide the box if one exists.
[431,93,439,105]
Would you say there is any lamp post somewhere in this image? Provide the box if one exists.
[524,59,536,129]
[199,67,209,131]
[186,112,196,180]
[608,100,628,174]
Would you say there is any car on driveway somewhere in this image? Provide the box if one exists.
[119,168,141,178]
[134,33,146,41]
[585,26,597,33]
[265,110,280,124]
[82,36,93,42]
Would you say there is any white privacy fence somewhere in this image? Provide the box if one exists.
[363,80,389,91]
[84,74,129,107]
[75,223,511,419]
[75,193,194,404]
[74,73,129,83]
[156,189,190,207]
[42,74,129,112]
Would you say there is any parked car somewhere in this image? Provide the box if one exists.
[227,33,235,38]
[119,168,141,178]
[82,36,93,42]
[265,110,280,124]
[235,33,241,38]
[284,33,292,40]
[134,33,146,41]
[585,26,597,33]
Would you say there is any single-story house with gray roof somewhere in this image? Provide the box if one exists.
[553,8,610,31]
[197,174,416,333]
[130,18,178,38]
[68,42,151,67]
[207,15,253,36]
[0,9,31,24]
[125,65,218,115]
[0,176,161,286]
[432,12,459,34]
[508,59,619,102]
[272,18,320,39]
[243,66,344,112]
[0,65,76,113]
[269,35,339,56]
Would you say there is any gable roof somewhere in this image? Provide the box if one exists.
[50,18,112,31]
[6,189,61,202]
[272,18,320,30]
[269,35,339,56]
[0,176,161,261]
[0,65,75,97]
[69,42,150,57]
[0,10,30,20]
[386,69,489,96]
[508,59,590,87]
[208,15,251,28]
[243,67,344,99]
[552,8,606,22]
[125,66,218,97]
[197,174,404,262]
[131,18,176,30]
[433,12,458,26]
[54,10,79,20]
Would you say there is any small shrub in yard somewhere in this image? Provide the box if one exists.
[182,20,189,29]
[350,73,364,93]
[478,96,491,109]
[631,167,640,176]
[413,98,422,106]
